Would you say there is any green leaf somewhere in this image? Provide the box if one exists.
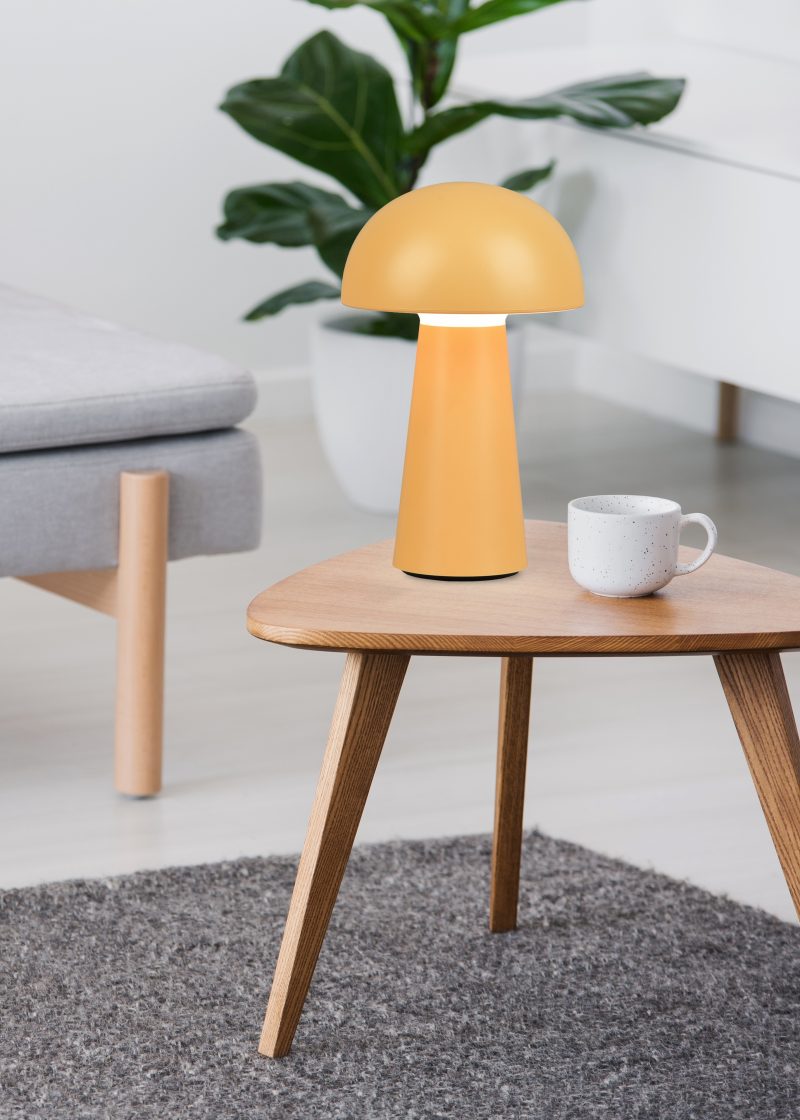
[425,37,459,107]
[311,206,372,276]
[404,73,686,157]
[406,33,462,110]
[550,72,687,126]
[303,0,443,41]
[336,311,420,340]
[303,0,567,40]
[358,311,419,339]
[217,181,363,245]
[243,281,341,321]
[216,181,371,277]
[220,31,405,208]
[453,0,577,34]
[500,160,555,192]
[304,1,468,107]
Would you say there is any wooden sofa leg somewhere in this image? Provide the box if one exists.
[115,471,169,797]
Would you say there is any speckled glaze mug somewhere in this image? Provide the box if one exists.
[568,495,717,598]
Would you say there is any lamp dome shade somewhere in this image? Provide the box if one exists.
[341,181,583,315]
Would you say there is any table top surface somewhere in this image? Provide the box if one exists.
[247,521,800,657]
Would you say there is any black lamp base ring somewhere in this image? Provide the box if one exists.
[402,570,519,582]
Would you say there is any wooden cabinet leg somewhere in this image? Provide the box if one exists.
[260,651,410,1058]
[490,656,533,932]
[715,651,800,919]
[716,381,740,442]
[114,470,169,797]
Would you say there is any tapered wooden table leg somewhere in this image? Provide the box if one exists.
[490,656,533,933]
[260,651,410,1058]
[715,651,800,919]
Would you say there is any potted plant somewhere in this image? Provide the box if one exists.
[217,0,684,512]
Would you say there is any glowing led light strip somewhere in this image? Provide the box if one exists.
[419,313,508,328]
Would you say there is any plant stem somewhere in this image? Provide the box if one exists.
[402,42,440,192]
[421,46,440,112]
[405,157,422,191]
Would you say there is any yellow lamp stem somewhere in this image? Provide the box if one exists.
[393,317,527,579]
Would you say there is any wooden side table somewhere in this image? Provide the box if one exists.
[247,521,800,1058]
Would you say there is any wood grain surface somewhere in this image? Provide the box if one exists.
[19,568,118,617]
[260,651,410,1058]
[248,521,800,656]
[114,471,169,797]
[490,656,533,932]
[716,652,800,918]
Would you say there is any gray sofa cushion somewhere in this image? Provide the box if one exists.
[0,428,262,577]
[0,285,257,453]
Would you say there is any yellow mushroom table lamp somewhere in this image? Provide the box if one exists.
[341,181,584,580]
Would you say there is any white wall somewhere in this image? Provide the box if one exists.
[0,0,588,373]
[1,1,390,371]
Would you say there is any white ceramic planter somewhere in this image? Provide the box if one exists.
[311,316,525,514]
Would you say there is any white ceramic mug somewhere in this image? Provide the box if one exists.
[568,495,717,598]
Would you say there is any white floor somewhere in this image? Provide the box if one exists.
[2,390,799,924]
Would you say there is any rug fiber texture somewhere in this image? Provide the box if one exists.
[1,831,798,1119]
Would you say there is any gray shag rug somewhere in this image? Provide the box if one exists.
[1,832,798,1120]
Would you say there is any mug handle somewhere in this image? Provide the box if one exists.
[674,513,718,576]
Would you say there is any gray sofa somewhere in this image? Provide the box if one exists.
[0,285,262,795]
